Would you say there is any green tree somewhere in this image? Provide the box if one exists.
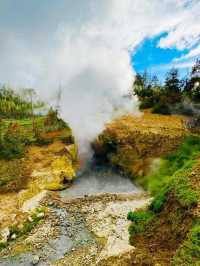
[185,59,200,102]
[164,68,182,104]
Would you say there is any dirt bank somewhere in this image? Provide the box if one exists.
[93,112,188,177]
[0,129,78,245]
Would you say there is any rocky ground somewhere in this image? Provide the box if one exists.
[0,191,149,266]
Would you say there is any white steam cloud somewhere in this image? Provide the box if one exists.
[0,0,199,158]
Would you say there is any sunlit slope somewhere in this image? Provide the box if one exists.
[93,112,188,177]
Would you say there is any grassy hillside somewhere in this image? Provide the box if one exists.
[94,113,200,265]
[0,92,79,249]
[93,112,187,177]
[128,147,200,265]
[0,110,75,192]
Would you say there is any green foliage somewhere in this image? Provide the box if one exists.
[0,86,45,119]
[173,221,200,266]
[0,111,72,159]
[152,102,170,114]
[133,59,200,114]
[149,188,168,212]
[171,170,198,208]
[9,208,45,240]
[128,210,154,236]
[127,210,153,222]
[164,68,181,94]
[184,59,200,103]
[139,98,154,109]
[0,122,25,160]
[44,108,68,132]
[142,136,200,195]
[143,136,199,215]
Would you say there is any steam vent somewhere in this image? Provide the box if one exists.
[0,1,200,265]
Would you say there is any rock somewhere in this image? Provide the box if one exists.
[10,233,17,240]
[31,255,40,265]
[37,212,45,218]
[0,227,10,243]
[48,201,54,207]
[28,216,33,222]
[21,191,47,212]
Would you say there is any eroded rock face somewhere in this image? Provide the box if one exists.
[93,113,188,177]
[27,141,78,191]
[0,137,78,238]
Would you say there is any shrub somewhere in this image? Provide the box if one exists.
[139,98,154,109]
[128,210,154,236]
[152,102,170,115]
[44,108,68,132]
[149,189,168,213]
[0,123,25,160]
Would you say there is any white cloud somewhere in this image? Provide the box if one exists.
[174,45,200,62]
[158,1,200,50]
[0,0,199,157]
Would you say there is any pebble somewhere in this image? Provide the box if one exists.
[28,216,33,222]
[31,255,40,265]
[48,201,54,207]
[10,233,17,240]
[37,212,45,218]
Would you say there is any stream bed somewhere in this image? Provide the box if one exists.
[0,166,144,266]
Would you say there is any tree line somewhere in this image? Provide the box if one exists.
[0,86,45,119]
[133,59,200,115]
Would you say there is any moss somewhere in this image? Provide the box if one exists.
[128,210,154,236]
[171,170,198,208]
[173,222,200,266]
[128,136,200,264]
[141,136,200,196]
[149,188,168,213]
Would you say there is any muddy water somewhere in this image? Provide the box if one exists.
[61,165,141,198]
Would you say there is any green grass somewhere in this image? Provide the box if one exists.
[173,221,200,266]
[0,208,46,252]
[9,208,45,239]
[127,210,154,236]
[0,114,72,161]
[141,136,200,195]
[128,135,200,256]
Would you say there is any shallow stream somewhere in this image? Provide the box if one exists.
[0,166,141,266]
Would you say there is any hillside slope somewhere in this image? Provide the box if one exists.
[93,112,188,177]
[93,112,200,265]
[0,115,79,248]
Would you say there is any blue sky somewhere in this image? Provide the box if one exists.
[131,33,191,82]
[0,0,199,90]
